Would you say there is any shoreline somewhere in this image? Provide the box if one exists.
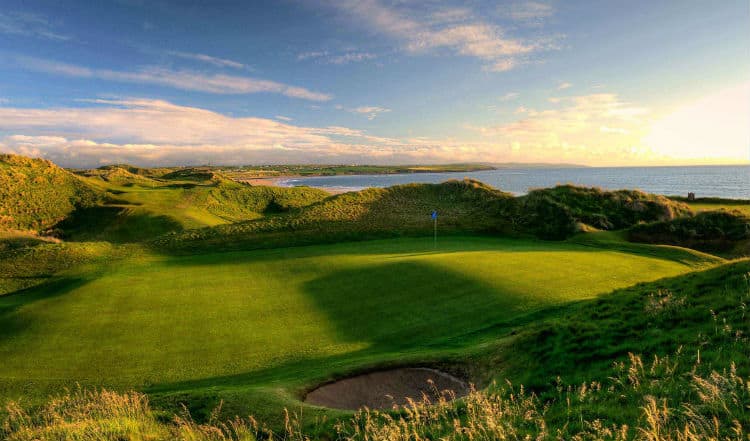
[237,176,354,194]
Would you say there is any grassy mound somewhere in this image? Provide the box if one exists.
[0,155,102,231]
[76,165,161,187]
[196,179,330,221]
[153,179,514,253]
[518,185,692,239]
[628,210,750,257]
[161,168,222,182]
[154,181,694,253]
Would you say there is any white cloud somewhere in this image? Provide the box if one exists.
[13,56,331,101]
[275,115,293,122]
[486,58,518,72]
[468,93,661,164]
[558,82,572,90]
[0,98,513,166]
[297,50,376,64]
[350,106,391,120]
[1,91,744,167]
[429,8,473,25]
[0,12,71,41]
[331,0,559,72]
[167,51,249,70]
[499,92,520,101]
[504,2,554,25]
[0,99,411,166]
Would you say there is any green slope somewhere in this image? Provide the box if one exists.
[0,155,102,231]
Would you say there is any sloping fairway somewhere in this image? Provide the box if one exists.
[0,236,716,416]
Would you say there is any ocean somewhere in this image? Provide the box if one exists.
[278,165,750,199]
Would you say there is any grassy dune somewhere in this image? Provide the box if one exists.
[0,155,101,231]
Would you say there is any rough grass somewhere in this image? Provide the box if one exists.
[56,172,329,242]
[628,210,750,257]
[0,155,102,231]
[0,236,714,421]
[518,185,693,239]
[153,182,696,253]
[151,180,515,253]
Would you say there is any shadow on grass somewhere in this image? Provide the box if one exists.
[53,206,183,243]
[144,260,576,404]
[0,277,91,339]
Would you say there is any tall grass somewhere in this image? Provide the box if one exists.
[3,349,747,440]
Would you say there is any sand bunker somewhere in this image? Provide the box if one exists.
[304,367,468,410]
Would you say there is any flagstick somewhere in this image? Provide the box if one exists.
[433,216,437,249]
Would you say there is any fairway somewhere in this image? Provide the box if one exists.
[0,235,710,410]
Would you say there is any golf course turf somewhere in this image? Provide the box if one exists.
[0,235,718,419]
[2,154,748,438]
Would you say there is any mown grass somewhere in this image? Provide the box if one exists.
[2,259,747,441]
[0,236,715,422]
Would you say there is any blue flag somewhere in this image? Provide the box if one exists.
[431,210,438,220]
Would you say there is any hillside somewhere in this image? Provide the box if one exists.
[0,154,102,231]
[628,209,750,257]
[76,165,161,187]
[517,185,692,239]
[152,179,516,252]
[153,181,693,253]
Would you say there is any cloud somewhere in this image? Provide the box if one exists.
[275,115,293,122]
[499,92,520,101]
[0,99,411,166]
[468,93,661,164]
[558,82,572,90]
[504,2,554,25]
[297,51,376,64]
[331,0,559,72]
[1,91,744,167]
[13,56,332,101]
[0,11,71,41]
[167,51,249,70]
[0,98,513,166]
[350,106,391,120]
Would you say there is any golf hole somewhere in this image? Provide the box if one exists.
[304,367,469,410]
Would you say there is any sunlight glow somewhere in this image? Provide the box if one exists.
[644,82,750,163]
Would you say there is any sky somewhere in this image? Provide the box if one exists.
[0,0,748,167]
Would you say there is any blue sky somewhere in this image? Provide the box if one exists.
[0,0,748,166]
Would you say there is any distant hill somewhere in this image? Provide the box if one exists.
[0,154,102,231]
[491,162,589,169]
[76,165,161,187]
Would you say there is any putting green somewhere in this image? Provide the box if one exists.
[0,236,712,410]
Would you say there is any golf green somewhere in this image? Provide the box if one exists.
[0,235,711,409]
